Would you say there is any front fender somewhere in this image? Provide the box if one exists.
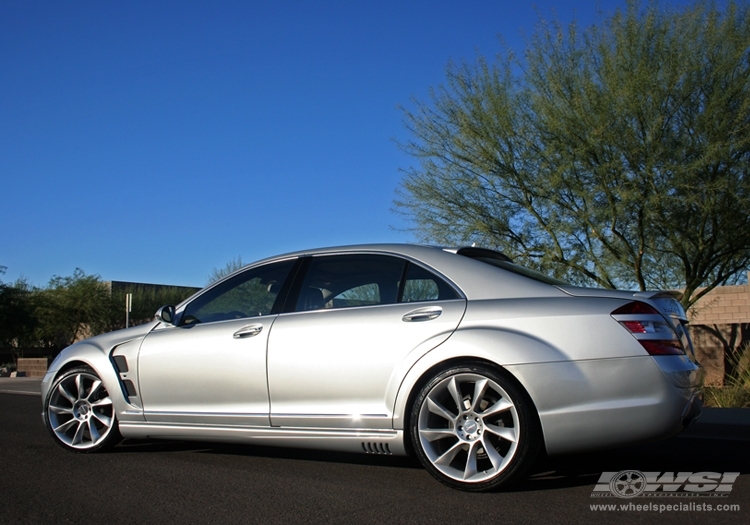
[40,324,156,424]
[40,343,127,419]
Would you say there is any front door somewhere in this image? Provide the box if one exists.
[137,258,296,427]
[138,317,276,426]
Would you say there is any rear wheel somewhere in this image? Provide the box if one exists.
[410,364,539,491]
[44,367,121,452]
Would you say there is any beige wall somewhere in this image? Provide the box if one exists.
[689,277,750,325]
[687,274,750,386]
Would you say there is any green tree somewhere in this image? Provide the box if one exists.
[207,256,245,285]
[35,269,113,347]
[396,0,750,309]
[0,268,37,350]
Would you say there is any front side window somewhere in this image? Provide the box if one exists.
[181,259,295,325]
[294,254,459,312]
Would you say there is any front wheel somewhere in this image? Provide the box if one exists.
[410,364,539,491]
[44,367,121,452]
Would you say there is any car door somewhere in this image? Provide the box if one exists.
[137,258,296,427]
[267,253,467,430]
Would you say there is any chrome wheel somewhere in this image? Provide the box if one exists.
[45,368,119,451]
[412,365,538,491]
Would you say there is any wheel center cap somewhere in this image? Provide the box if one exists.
[464,420,478,434]
[74,402,90,419]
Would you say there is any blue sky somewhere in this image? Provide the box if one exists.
[1,0,703,287]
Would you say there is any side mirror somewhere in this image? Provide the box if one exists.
[155,305,176,325]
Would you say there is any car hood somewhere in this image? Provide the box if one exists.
[69,321,158,353]
[46,321,159,378]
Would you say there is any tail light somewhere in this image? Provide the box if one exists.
[611,302,685,356]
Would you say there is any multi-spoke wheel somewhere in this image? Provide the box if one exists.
[410,364,539,491]
[44,367,121,452]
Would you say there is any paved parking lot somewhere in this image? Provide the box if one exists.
[0,376,43,395]
[1,384,747,524]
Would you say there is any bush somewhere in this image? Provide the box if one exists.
[702,344,750,408]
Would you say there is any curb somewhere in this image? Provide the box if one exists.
[679,407,750,441]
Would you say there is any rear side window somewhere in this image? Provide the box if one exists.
[401,263,457,302]
[295,254,403,311]
[294,254,460,312]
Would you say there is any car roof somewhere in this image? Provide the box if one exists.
[242,243,565,301]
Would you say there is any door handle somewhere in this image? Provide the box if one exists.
[402,306,442,322]
[233,324,263,338]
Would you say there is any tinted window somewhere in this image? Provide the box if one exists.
[401,263,459,302]
[456,247,568,286]
[295,254,405,311]
[294,254,460,312]
[181,259,295,325]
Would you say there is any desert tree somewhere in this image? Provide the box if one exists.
[396,0,750,309]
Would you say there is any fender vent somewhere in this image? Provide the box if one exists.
[122,380,138,397]
[113,355,129,373]
[361,442,392,455]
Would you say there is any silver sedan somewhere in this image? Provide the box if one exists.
[41,244,702,491]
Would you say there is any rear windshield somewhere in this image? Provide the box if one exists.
[456,247,569,286]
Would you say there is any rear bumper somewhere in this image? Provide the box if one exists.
[506,355,702,456]
[652,354,702,429]
[681,394,703,429]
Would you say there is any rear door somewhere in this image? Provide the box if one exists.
[267,253,466,429]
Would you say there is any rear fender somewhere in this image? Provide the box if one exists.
[391,327,566,430]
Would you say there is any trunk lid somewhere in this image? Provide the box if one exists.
[556,286,696,362]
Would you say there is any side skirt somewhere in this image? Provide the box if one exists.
[118,422,407,456]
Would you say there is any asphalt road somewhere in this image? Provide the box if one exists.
[1,392,747,525]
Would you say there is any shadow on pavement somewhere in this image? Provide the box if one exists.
[112,429,748,491]
[113,438,423,469]
[516,434,749,492]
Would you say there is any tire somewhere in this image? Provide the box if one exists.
[44,367,121,452]
[410,363,540,492]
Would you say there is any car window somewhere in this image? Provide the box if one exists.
[401,263,459,302]
[181,259,295,325]
[294,254,460,312]
[333,283,380,307]
[295,254,405,311]
[456,247,569,285]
